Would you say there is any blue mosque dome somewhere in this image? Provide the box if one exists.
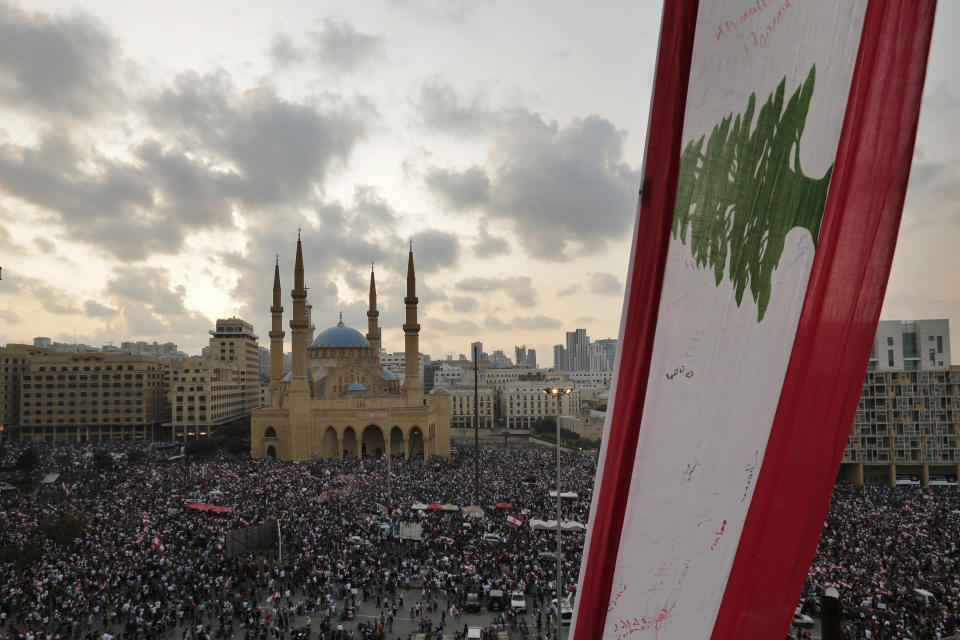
[312,323,369,348]
[382,368,397,380]
[432,386,447,393]
[346,382,366,391]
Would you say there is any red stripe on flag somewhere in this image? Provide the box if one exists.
[711,2,937,637]
[571,1,700,636]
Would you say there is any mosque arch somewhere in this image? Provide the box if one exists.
[264,426,277,439]
[342,427,358,458]
[408,426,424,458]
[362,424,385,457]
[323,426,338,458]
[266,445,277,459]
[389,426,404,456]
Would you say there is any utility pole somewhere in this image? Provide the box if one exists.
[473,343,479,506]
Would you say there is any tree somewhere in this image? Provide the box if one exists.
[39,513,86,547]
[92,449,113,470]
[185,438,218,458]
[672,65,830,321]
[126,449,146,465]
[532,417,557,434]
[15,448,40,476]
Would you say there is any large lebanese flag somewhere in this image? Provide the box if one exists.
[573,1,936,639]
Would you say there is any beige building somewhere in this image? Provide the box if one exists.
[1,344,50,431]
[251,237,451,460]
[208,317,260,412]
[504,380,581,430]
[167,357,247,440]
[17,352,168,442]
[446,386,495,429]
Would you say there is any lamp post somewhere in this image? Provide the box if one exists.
[543,385,572,633]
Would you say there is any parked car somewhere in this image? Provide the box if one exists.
[465,592,481,612]
[488,589,506,611]
[792,607,814,628]
[510,590,527,613]
[466,628,481,640]
[482,533,506,544]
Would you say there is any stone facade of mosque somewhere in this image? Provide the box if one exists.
[250,236,451,460]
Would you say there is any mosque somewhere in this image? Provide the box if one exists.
[250,235,451,460]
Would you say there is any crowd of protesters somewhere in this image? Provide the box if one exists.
[803,482,960,639]
[0,442,595,640]
[3,441,960,640]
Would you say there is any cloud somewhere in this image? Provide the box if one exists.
[457,276,536,307]
[512,314,562,329]
[106,266,212,340]
[0,225,27,255]
[471,222,511,257]
[0,307,22,324]
[425,165,490,209]
[310,18,385,74]
[415,78,500,133]
[426,317,480,335]
[269,33,307,67]
[557,284,581,297]
[484,113,640,260]
[411,229,459,273]
[83,300,119,317]
[484,315,508,330]
[0,3,121,119]
[586,272,623,295]
[0,272,80,315]
[447,296,479,313]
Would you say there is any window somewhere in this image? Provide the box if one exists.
[887,337,894,346]
[937,336,943,353]
[888,350,894,367]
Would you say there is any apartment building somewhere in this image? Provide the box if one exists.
[503,380,581,430]
[840,319,958,486]
[167,357,247,440]
[208,317,260,412]
[446,386,496,429]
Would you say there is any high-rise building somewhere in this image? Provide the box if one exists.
[868,319,950,371]
[258,346,272,382]
[588,343,610,372]
[168,357,246,440]
[527,348,537,369]
[840,319,958,487]
[490,349,512,368]
[594,338,617,371]
[33,337,51,349]
[470,341,485,362]
[514,345,538,368]
[553,344,566,370]
[208,317,260,412]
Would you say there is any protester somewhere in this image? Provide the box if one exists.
[0,442,594,639]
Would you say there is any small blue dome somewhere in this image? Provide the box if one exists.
[382,368,396,380]
[346,382,366,391]
[282,370,312,381]
[312,325,369,347]
[432,386,447,393]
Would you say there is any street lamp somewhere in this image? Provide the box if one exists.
[543,385,572,633]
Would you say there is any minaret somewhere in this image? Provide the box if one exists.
[289,231,309,390]
[305,298,315,346]
[269,256,284,399]
[366,263,381,360]
[402,242,423,400]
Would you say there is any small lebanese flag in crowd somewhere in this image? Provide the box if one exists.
[365,515,374,525]
[134,534,143,544]
[417,509,426,518]
[463,563,475,573]
[267,591,280,603]
[151,533,164,552]
[239,518,249,527]
[520,508,530,516]
[506,514,523,527]
[61,482,69,496]
[142,513,151,526]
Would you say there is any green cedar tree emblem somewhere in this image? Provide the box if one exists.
[672,65,832,321]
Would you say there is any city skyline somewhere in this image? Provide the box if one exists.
[1,1,958,363]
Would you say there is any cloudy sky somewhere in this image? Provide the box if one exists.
[0,1,957,364]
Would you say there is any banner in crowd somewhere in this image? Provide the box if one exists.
[573,1,936,638]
